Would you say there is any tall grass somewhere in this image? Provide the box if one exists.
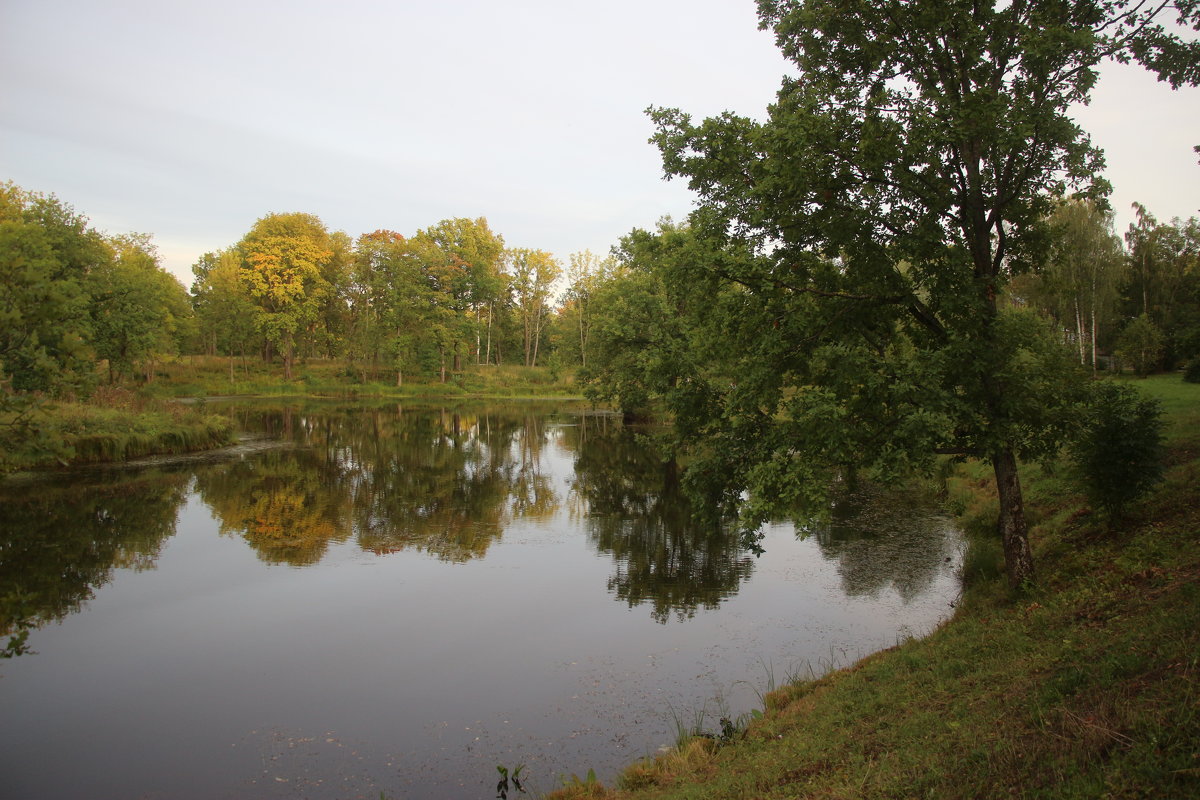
[152,356,581,399]
[1,386,234,471]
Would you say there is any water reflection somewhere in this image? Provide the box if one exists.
[0,402,966,800]
[196,449,352,566]
[199,402,564,564]
[811,485,962,601]
[0,469,189,654]
[563,419,754,623]
[1,404,965,655]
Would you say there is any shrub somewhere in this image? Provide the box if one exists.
[1115,315,1165,377]
[1184,358,1200,384]
[1071,382,1165,521]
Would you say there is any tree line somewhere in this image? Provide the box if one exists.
[1,181,193,399]
[5,179,1192,407]
[0,181,625,400]
[190,213,578,383]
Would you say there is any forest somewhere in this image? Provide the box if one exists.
[2,181,1196,399]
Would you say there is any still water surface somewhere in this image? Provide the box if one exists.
[1,400,963,799]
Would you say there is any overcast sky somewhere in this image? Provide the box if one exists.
[2,0,1197,287]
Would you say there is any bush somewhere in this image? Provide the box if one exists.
[1115,315,1165,377]
[1071,382,1165,521]
[1184,358,1200,384]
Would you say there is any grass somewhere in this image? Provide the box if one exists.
[0,385,235,472]
[1,355,584,472]
[546,374,1200,800]
[150,355,582,399]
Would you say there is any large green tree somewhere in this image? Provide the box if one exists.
[581,219,745,423]
[89,234,191,383]
[0,182,104,396]
[191,248,260,373]
[411,217,506,367]
[507,248,561,367]
[348,230,437,385]
[649,0,1199,586]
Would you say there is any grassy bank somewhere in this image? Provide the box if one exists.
[149,355,582,399]
[2,357,583,472]
[0,387,235,472]
[549,374,1200,800]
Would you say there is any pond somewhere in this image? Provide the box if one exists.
[0,400,963,799]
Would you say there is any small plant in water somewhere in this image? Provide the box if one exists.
[559,767,600,792]
[496,763,526,799]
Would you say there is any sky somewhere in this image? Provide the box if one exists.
[2,0,1198,287]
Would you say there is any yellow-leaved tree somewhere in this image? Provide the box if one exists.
[236,213,335,380]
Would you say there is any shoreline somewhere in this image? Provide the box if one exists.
[544,374,1200,799]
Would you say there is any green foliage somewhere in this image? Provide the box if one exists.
[1015,198,1124,372]
[495,763,526,799]
[1184,358,1200,383]
[90,234,191,382]
[1071,381,1166,520]
[0,182,103,395]
[1123,207,1200,369]
[640,0,1199,586]
[1116,314,1166,376]
[411,217,507,369]
[348,230,437,385]
[579,218,742,424]
[559,250,615,368]
[507,248,561,367]
[191,248,260,363]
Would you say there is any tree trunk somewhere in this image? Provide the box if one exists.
[993,447,1034,587]
[475,306,483,365]
[1089,272,1099,379]
[1090,298,1098,377]
[578,301,588,367]
[485,302,493,365]
[1074,299,1085,365]
[283,341,294,381]
[531,305,544,367]
[523,313,532,366]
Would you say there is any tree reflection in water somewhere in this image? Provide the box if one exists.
[809,484,962,602]
[0,469,190,655]
[563,416,754,623]
[198,402,562,565]
[0,402,961,662]
[195,448,352,566]
[208,402,752,621]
